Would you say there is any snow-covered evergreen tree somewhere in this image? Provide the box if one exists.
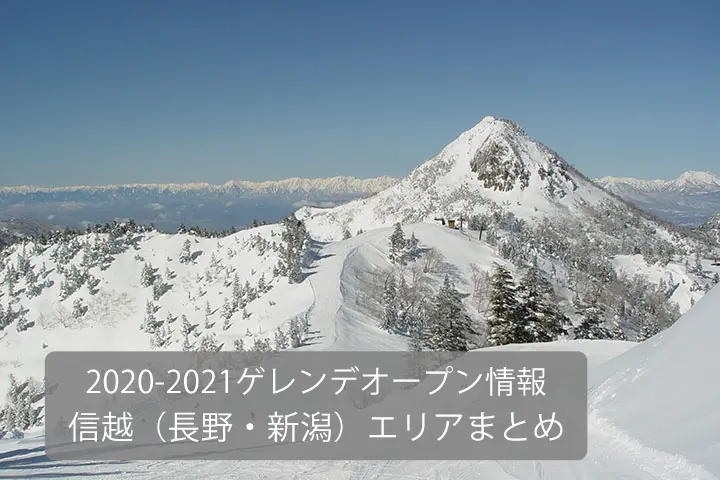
[516,267,568,342]
[485,264,525,346]
[233,338,245,351]
[423,276,476,351]
[276,216,309,284]
[288,317,304,348]
[179,239,192,264]
[611,315,627,341]
[380,273,398,332]
[574,301,611,340]
[274,327,289,350]
[140,262,155,287]
[197,332,222,352]
[388,223,407,265]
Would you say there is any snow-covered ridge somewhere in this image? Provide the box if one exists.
[595,170,720,195]
[0,176,398,195]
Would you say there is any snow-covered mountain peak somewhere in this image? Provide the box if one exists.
[297,117,612,241]
[674,170,720,190]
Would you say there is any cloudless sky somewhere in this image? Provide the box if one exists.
[1,0,718,187]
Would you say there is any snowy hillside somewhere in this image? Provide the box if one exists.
[699,211,720,244]
[594,171,720,227]
[2,287,720,478]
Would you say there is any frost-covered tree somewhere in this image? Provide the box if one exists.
[485,264,525,346]
[141,301,162,334]
[233,338,245,351]
[72,298,87,319]
[222,316,232,331]
[140,262,155,287]
[516,267,569,342]
[152,280,169,301]
[197,332,222,352]
[403,233,420,263]
[0,375,44,435]
[276,216,309,284]
[713,272,719,285]
[151,322,173,349]
[343,229,352,240]
[274,327,289,350]
[380,273,398,332]
[388,223,407,265]
[252,337,272,352]
[288,317,304,348]
[179,239,192,264]
[231,273,244,311]
[574,301,611,340]
[611,315,627,341]
[423,276,476,351]
[15,313,34,333]
[221,297,234,320]
[638,317,661,342]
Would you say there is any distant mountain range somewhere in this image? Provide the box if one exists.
[593,171,720,227]
[0,176,398,232]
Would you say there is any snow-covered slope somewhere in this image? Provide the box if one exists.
[3,286,720,478]
[594,171,720,227]
[699,211,720,244]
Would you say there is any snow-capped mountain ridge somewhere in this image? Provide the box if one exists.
[595,170,720,195]
[0,175,398,196]
[593,171,720,227]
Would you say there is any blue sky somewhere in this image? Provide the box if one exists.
[1,0,718,187]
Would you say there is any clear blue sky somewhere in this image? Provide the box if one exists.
[1,0,718,187]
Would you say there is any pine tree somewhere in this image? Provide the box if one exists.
[274,327,289,350]
[574,301,611,340]
[233,338,245,351]
[198,332,221,352]
[380,273,398,331]
[423,276,476,351]
[222,316,232,331]
[485,264,524,347]
[232,273,243,311]
[611,315,626,340]
[388,223,407,265]
[179,239,192,264]
[288,317,303,348]
[516,267,567,343]
[638,317,661,341]
[276,216,308,284]
[343,229,352,240]
[713,272,719,285]
[403,233,420,262]
[140,262,155,287]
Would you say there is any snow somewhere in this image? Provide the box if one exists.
[3,226,719,478]
[0,176,398,195]
[595,171,720,195]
